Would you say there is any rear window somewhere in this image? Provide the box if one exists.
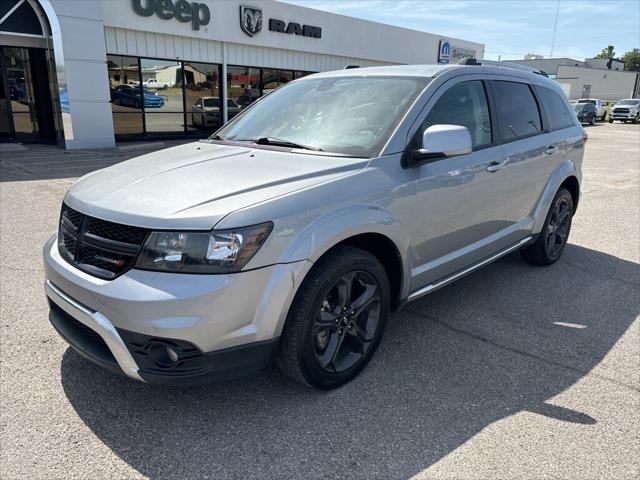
[537,87,576,130]
[577,99,596,105]
[492,81,542,140]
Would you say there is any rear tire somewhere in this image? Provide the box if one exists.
[521,187,574,266]
[277,246,390,390]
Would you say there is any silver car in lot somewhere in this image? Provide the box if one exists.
[44,63,584,389]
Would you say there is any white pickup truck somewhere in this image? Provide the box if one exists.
[143,78,172,89]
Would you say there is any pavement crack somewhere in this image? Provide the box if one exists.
[405,307,640,393]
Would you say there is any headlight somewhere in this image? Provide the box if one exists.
[135,222,273,273]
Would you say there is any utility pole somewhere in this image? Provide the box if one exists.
[550,0,560,57]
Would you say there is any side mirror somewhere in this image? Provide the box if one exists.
[406,125,472,166]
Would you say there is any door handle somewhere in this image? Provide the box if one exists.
[486,160,507,172]
[544,145,558,155]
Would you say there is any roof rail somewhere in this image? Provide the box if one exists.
[457,58,549,77]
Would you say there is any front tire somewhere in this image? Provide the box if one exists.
[277,246,390,390]
[521,187,574,266]
[609,117,614,123]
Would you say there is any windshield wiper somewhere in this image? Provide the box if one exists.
[237,137,323,151]
[209,134,226,141]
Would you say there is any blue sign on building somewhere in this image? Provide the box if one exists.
[438,40,451,64]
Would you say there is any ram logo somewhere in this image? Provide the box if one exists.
[240,5,262,37]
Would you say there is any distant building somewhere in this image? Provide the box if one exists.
[510,57,638,100]
[556,66,640,101]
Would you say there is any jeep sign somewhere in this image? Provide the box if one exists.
[131,0,211,31]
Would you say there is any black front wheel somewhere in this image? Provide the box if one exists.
[277,246,390,390]
[522,187,574,266]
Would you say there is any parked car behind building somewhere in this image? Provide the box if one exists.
[573,103,596,125]
[191,97,241,127]
[576,98,606,121]
[111,85,165,109]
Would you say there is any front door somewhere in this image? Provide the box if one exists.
[400,75,524,291]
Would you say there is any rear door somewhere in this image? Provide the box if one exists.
[486,77,558,231]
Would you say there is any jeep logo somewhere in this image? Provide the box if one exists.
[268,19,322,39]
[131,0,211,31]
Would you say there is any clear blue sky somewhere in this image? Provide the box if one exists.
[285,0,640,61]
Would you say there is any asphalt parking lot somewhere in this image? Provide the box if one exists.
[1,122,638,479]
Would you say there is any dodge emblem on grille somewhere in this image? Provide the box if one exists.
[94,255,125,267]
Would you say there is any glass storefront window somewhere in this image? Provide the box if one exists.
[184,62,222,132]
[106,56,313,139]
[141,58,184,133]
[107,55,143,136]
[228,66,260,108]
[261,69,293,96]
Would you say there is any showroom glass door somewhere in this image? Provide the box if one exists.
[0,58,10,140]
[0,46,55,142]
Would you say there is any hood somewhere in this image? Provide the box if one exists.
[65,142,368,230]
[613,101,639,109]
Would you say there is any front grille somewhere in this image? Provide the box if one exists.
[87,217,148,244]
[613,108,630,114]
[58,204,149,280]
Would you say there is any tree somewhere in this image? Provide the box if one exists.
[622,48,640,71]
[595,45,616,59]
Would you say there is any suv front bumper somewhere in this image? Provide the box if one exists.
[43,234,311,384]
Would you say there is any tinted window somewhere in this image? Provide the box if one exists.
[421,80,492,148]
[537,87,575,130]
[493,81,542,140]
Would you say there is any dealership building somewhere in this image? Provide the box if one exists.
[0,0,484,149]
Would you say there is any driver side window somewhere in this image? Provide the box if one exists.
[420,80,492,148]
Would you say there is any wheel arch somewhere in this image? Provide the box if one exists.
[560,175,580,212]
[531,160,581,234]
[325,233,405,312]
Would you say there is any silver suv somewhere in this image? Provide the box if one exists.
[44,64,584,389]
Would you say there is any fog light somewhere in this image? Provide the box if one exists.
[148,341,181,368]
[166,345,179,363]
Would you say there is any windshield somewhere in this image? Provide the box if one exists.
[203,98,220,108]
[618,100,640,105]
[215,76,430,157]
[574,104,591,111]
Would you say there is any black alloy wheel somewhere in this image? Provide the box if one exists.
[544,196,572,260]
[277,246,390,390]
[312,271,381,374]
[522,187,574,266]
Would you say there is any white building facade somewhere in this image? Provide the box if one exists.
[0,0,484,149]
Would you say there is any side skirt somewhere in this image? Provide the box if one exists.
[407,236,533,303]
